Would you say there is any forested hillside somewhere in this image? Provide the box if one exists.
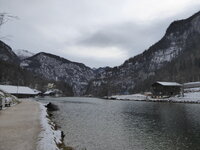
[86,11,200,96]
[0,41,73,96]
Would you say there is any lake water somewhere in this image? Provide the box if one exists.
[36,97,200,150]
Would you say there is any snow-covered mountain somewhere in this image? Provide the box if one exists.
[86,11,200,96]
[21,52,95,95]
[13,49,35,60]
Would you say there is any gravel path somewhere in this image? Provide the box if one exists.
[0,99,41,150]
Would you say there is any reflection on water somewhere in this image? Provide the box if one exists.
[36,97,200,150]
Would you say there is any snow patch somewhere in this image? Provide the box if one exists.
[0,90,19,109]
[109,94,147,101]
[14,49,34,60]
[37,103,62,150]
[109,91,200,103]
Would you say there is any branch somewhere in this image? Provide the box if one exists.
[0,13,19,27]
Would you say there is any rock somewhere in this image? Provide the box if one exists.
[45,102,59,111]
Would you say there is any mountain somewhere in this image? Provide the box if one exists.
[0,41,73,96]
[0,41,93,96]
[14,49,35,60]
[86,11,200,96]
[21,52,95,95]
[0,40,19,63]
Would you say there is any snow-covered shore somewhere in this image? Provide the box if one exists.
[37,103,63,150]
[107,91,200,103]
[108,94,147,101]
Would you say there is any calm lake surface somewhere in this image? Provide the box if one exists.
[36,97,200,150]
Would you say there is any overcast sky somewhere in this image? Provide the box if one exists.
[0,0,200,68]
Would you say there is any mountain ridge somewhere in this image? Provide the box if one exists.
[0,40,20,63]
[21,52,95,95]
[86,10,200,96]
[0,40,74,96]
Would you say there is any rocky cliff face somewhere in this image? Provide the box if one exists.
[0,40,19,63]
[86,11,200,96]
[21,52,95,95]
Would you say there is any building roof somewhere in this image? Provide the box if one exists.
[155,81,182,86]
[0,85,39,95]
[184,82,200,88]
[184,81,200,86]
[44,90,55,95]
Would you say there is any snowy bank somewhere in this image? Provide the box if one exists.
[162,92,200,103]
[108,91,200,103]
[0,89,19,109]
[109,94,147,101]
[37,103,62,150]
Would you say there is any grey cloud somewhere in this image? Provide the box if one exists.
[77,6,200,57]
[77,21,169,55]
[1,0,200,67]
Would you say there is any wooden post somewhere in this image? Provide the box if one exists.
[181,85,184,97]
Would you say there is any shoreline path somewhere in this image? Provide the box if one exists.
[0,99,41,150]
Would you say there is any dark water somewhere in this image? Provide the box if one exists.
[36,97,200,150]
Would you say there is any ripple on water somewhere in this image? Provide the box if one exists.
[37,97,200,150]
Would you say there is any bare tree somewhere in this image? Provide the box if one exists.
[0,13,18,27]
[0,13,19,40]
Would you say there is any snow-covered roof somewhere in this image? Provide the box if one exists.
[156,81,182,86]
[0,85,39,95]
[33,89,42,94]
[184,82,200,85]
[44,90,54,95]
[184,82,200,88]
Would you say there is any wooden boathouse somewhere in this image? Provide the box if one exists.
[152,81,182,98]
